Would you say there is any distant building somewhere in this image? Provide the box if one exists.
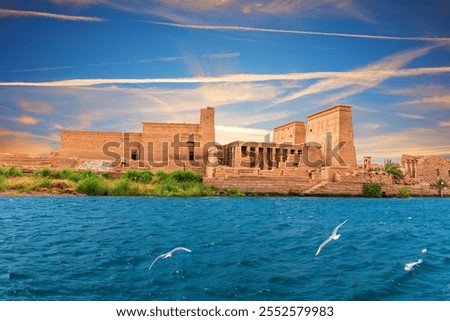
[222,105,357,170]
[60,107,215,171]
[401,154,450,182]
[59,105,357,171]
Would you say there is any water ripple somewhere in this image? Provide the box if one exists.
[0,196,448,300]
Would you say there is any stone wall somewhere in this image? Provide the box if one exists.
[0,153,79,170]
[60,131,141,160]
[273,121,305,144]
[58,107,215,172]
[204,166,323,195]
[416,155,450,182]
[204,165,449,197]
[305,105,357,168]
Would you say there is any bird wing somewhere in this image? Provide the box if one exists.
[148,254,165,270]
[171,247,192,254]
[315,237,332,256]
[332,219,348,236]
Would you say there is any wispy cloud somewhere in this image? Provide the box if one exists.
[275,47,436,105]
[1,67,450,88]
[0,9,104,22]
[19,99,54,114]
[217,109,292,127]
[13,82,282,132]
[0,72,333,87]
[54,0,371,24]
[15,115,39,125]
[151,0,233,12]
[138,56,182,63]
[358,122,382,131]
[0,127,58,154]
[356,127,450,161]
[439,121,450,127]
[148,21,450,44]
[239,0,369,21]
[204,52,240,59]
[215,125,270,144]
[0,65,74,73]
[50,0,104,5]
[406,95,450,106]
[396,113,425,120]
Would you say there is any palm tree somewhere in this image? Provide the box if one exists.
[383,159,404,183]
[430,178,448,198]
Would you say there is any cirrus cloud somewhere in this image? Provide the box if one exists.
[0,8,104,22]
[15,115,39,125]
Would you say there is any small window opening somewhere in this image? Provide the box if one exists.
[131,149,138,161]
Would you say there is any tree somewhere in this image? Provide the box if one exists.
[383,159,403,183]
[430,178,448,198]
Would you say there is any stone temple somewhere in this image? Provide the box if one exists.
[59,105,358,172]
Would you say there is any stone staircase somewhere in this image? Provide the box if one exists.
[302,180,328,194]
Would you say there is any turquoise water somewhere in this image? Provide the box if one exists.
[1,196,449,301]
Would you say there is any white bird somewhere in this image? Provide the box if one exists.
[149,247,192,270]
[315,219,348,256]
[404,259,423,271]
[421,248,428,254]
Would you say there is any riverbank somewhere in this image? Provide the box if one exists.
[0,166,244,197]
[1,166,446,198]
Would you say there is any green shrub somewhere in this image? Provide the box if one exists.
[121,169,153,183]
[0,166,8,176]
[122,169,140,181]
[100,172,110,179]
[58,168,75,179]
[81,169,96,179]
[397,186,411,198]
[76,176,109,196]
[7,166,22,177]
[363,183,382,198]
[68,172,83,182]
[152,170,215,197]
[0,176,5,191]
[139,171,153,183]
[170,170,202,183]
[223,187,245,197]
[38,178,52,189]
[40,167,52,177]
[153,170,170,183]
[153,180,178,196]
[110,179,140,196]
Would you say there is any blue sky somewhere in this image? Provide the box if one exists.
[0,0,449,162]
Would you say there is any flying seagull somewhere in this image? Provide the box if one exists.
[315,219,348,256]
[149,247,192,270]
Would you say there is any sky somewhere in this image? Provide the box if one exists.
[0,0,449,162]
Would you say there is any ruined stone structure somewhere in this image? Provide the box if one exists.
[58,104,355,173]
[401,154,450,183]
[221,105,357,171]
[59,107,215,171]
